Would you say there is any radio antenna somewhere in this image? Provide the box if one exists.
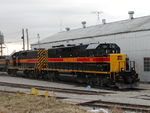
[91,11,103,23]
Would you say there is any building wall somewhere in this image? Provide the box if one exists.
[93,31,150,82]
[31,30,150,82]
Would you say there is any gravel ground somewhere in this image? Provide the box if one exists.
[0,72,150,108]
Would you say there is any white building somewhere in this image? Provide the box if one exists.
[31,12,150,82]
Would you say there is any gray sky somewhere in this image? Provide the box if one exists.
[0,0,150,54]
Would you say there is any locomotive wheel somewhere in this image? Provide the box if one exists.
[7,69,12,75]
[12,70,17,76]
[24,70,30,78]
[29,70,36,79]
[41,70,48,80]
[86,78,94,86]
[47,72,57,82]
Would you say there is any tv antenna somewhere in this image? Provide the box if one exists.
[91,11,103,22]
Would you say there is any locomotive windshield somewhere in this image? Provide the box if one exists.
[97,43,120,56]
[86,43,120,57]
[101,43,120,54]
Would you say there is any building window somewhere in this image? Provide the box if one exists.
[144,57,150,71]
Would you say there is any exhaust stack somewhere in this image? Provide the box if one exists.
[128,11,134,19]
[81,21,86,28]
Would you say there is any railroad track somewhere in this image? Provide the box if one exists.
[78,100,150,112]
[0,81,114,95]
[0,81,149,112]
[0,90,67,99]
[1,90,149,113]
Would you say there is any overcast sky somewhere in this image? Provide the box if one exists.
[0,0,150,54]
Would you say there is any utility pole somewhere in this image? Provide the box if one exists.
[21,29,25,51]
[0,44,2,56]
[37,34,40,49]
[26,29,29,50]
[0,32,4,56]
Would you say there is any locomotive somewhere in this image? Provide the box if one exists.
[0,56,8,71]
[7,43,139,89]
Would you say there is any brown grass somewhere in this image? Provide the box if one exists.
[1,93,146,113]
[0,94,89,113]
[109,106,125,113]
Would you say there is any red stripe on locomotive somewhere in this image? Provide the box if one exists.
[9,57,110,63]
[92,57,110,62]
[48,58,64,62]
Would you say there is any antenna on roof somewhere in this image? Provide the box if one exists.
[91,11,103,24]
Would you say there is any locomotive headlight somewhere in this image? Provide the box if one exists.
[121,68,125,71]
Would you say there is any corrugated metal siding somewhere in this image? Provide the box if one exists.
[32,15,150,45]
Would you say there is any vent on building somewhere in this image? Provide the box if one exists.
[102,19,106,24]
[65,27,70,31]
[128,11,134,19]
[81,21,86,28]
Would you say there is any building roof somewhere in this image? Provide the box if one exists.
[32,15,150,45]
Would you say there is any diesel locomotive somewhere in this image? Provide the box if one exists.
[7,43,139,89]
[0,56,8,71]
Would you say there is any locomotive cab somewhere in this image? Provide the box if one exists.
[109,54,139,88]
